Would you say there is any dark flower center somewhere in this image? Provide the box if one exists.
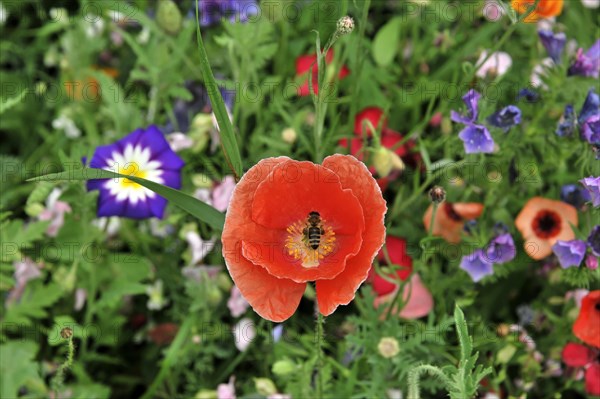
[595,302,600,312]
[532,210,561,238]
[444,203,462,222]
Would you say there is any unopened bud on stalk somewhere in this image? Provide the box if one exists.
[60,327,73,339]
[373,148,405,178]
[336,16,355,36]
[428,186,446,204]
[156,0,182,35]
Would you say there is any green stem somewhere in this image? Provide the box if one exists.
[51,335,75,395]
[141,317,193,399]
[315,312,325,399]
[407,364,452,399]
[428,203,439,237]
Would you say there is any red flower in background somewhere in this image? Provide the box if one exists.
[222,155,386,322]
[296,49,349,97]
[340,107,421,190]
[562,342,600,396]
[367,236,434,319]
[148,323,179,346]
[573,290,600,348]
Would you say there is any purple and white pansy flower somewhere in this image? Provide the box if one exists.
[86,125,185,219]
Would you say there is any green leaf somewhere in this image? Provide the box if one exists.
[0,341,44,399]
[454,305,472,362]
[27,168,225,231]
[0,89,27,115]
[372,17,402,67]
[194,3,243,179]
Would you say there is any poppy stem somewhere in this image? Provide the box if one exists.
[428,203,439,237]
[315,311,325,399]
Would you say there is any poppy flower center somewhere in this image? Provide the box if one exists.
[443,203,463,222]
[595,302,600,311]
[531,209,561,238]
[284,211,336,269]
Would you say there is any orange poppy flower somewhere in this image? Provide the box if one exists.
[511,0,564,23]
[64,66,119,102]
[515,197,578,260]
[423,202,484,243]
[373,273,434,319]
[221,155,386,322]
[573,290,600,348]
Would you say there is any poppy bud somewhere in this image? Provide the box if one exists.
[25,202,45,217]
[272,359,296,376]
[254,378,277,396]
[60,327,73,339]
[428,186,446,204]
[156,0,182,35]
[336,16,355,36]
[377,337,400,358]
[373,147,403,178]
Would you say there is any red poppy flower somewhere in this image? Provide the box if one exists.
[562,342,600,396]
[221,155,387,322]
[296,49,349,97]
[368,236,413,296]
[573,290,600,348]
[423,202,485,243]
[515,197,578,260]
[367,237,433,319]
[340,107,420,190]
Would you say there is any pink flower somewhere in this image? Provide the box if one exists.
[167,132,194,152]
[38,189,71,237]
[374,273,434,319]
[212,176,237,212]
[476,51,512,78]
[74,288,87,311]
[194,176,237,212]
[227,286,250,318]
[184,231,215,266]
[217,376,236,399]
[6,258,41,305]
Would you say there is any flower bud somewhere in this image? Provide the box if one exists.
[194,390,217,399]
[25,202,45,217]
[272,359,296,376]
[156,0,182,35]
[192,174,213,189]
[207,285,223,306]
[60,327,73,339]
[281,127,297,144]
[254,378,277,396]
[336,16,355,36]
[373,147,404,178]
[377,337,400,358]
[428,186,446,204]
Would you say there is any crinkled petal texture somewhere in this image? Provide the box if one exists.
[222,155,386,322]
[562,342,594,367]
[573,290,600,348]
[316,155,387,316]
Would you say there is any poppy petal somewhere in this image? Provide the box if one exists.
[316,155,387,316]
[573,290,600,348]
[585,362,600,396]
[561,342,594,367]
[222,157,306,322]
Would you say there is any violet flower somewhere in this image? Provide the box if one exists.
[451,90,495,154]
[555,104,576,137]
[460,249,494,282]
[227,286,250,318]
[193,0,259,26]
[568,39,600,78]
[552,240,587,268]
[538,30,567,64]
[487,105,522,131]
[580,176,600,207]
[486,233,516,264]
[561,184,592,209]
[86,125,184,219]
[588,225,600,257]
